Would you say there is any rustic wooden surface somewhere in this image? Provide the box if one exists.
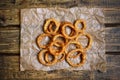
[0,0,120,80]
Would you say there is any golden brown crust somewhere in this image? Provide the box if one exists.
[65,41,82,58]
[75,32,92,51]
[74,19,86,32]
[37,33,52,48]
[61,23,78,39]
[57,53,65,62]
[49,40,65,56]
[45,52,65,63]
[66,49,86,67]
[44,18,60,35]
[38,49,57,66]
[53,34,68,46]
[48,22,54,32]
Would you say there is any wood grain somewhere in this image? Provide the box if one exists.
[0,55,91,79]
[94,55,120,80]
[0,26,19,54]
[0,0,120,80]
[103,9,120,24]
[0,54,119,80]
[0,0,120,9]
[0,9,120,26]
[0,9,19,26]
[81,0,120,8]
[105,27,120,45]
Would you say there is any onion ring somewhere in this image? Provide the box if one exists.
[74,19,86,32]
[60,22,75,36]
[48,23,55,32]
[45,52,65,62]
[61,23,78,39]
[57,53,65,62]
[49,40,65,56]
[65,41,82,58]
[75,32,92,50]
[38,49,57,66]
[66,49,86,67]
[44,18,60,34]
[37,33,52,48]
[53,34,68,45]
[37,19,91,67]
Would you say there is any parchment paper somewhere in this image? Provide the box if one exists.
[20,7,106,72]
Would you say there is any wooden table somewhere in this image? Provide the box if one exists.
[0,0,120,80]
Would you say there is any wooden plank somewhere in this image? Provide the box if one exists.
[0,26,20,54]
[0,55,91,80]
[106,45,120,52]
[94,55,120,80]
[0,54,119,80]
[94,67,120,80]
[0,9,120,26]
[105,27,120,45]
[0,9,19,26]
[0,0,120,9]
[103,9,120,24]
[105,27,120,52]
[0,71,91,80]
[0,26,120,54]
[81,0,120,8]
[0,0,74,9]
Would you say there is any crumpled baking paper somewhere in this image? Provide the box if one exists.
[20,7,106,72]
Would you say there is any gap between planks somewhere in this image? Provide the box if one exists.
[0,54,119,80]
[0,0,120,9]
[0,8,120,26]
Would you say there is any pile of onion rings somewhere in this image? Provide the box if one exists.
[36,18,92,67]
